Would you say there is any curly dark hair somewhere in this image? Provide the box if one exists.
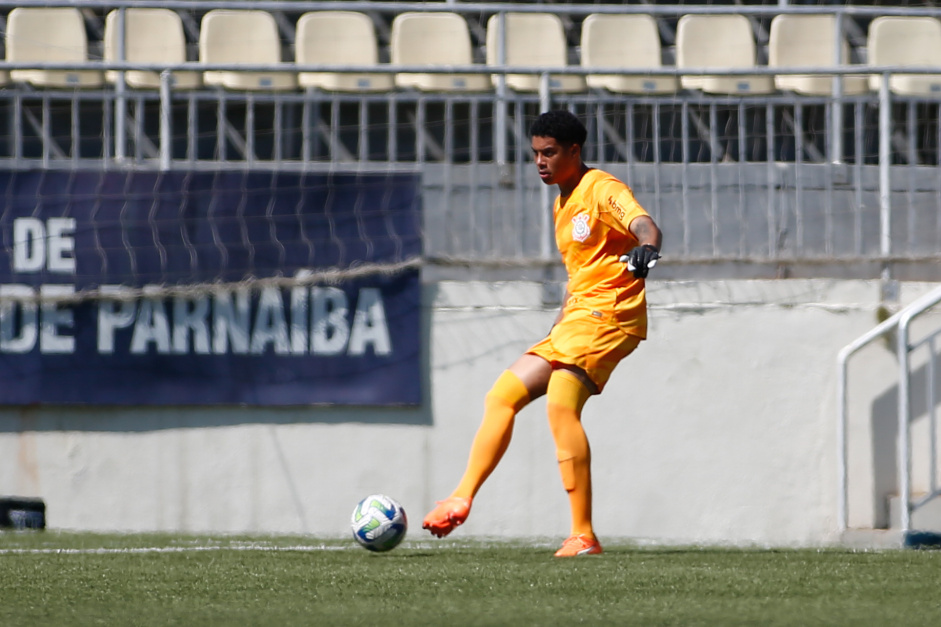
[529,110,588,148]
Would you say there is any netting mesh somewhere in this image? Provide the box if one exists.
[1,3,940,276]
[0,169,423,304]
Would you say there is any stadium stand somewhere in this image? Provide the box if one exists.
[0,1,938,271]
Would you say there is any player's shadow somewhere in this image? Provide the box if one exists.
[869,344,941,529]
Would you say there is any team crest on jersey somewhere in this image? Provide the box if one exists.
[571,214,591,242]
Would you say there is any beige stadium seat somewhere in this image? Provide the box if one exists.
[7,7,102,88]
[867,17,941,96]
[581,14,677,94]
[104,9,200,90]
[199,10,297,91]
[486,13,585,93]
[391,12,489,92]
[769,15,867,96]
[676,15,774,94]
[296,11,393,92]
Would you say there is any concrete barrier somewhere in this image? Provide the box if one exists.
[1,279,938,546]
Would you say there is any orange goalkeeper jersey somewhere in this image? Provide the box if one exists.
[554,168,650,339]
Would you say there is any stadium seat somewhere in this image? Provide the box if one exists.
[199,10,297,91]
[867,17,941,96]
[676,15,774,95]
[7,7,102,88]
[391,12,489,92]
[581,14,677,94]
[104,9,201,90]
[296,11,393,92]
[769,15,867,96]
[485,12,585,93]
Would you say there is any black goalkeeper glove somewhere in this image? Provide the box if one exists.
[619,244,660,279]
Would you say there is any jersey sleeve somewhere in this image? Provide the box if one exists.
[593,177,649,235]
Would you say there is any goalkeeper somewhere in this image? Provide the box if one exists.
[422,110,663,557]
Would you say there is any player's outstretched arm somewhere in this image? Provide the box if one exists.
[621,216,663,278]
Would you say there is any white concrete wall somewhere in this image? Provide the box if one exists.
[2,279,939,546]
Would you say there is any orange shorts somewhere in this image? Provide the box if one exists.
[526,309,642,392]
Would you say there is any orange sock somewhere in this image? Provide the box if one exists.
[452,370,531,499]
[546,369,594,538]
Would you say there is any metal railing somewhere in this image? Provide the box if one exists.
[1,1,940,269]
[2,64,940,267]
[837,284,941,534]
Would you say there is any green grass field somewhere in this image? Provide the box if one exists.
[1,533,940,626]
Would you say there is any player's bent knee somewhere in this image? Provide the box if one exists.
[485,370,531,413]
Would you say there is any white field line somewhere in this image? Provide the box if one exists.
[0,538,561,556]
[0,542,884,556]
[0,543,353,556]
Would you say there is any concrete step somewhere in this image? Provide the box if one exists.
[840,528,941,550]
[888,493,941,532]
[840,529,905,550]
[837,495,941,550]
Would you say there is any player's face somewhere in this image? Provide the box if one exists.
[531,136,581,188]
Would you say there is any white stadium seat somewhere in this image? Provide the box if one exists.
[7,7,102,88]
[391,12,489,92]
[104,8,201,90]
[676,15,774,95]
[769,15,867,96]
[581,14,678,94]
[296,11,393,92]
[200,10,297,91]
[486,12,585,93]
[867,17,941,96]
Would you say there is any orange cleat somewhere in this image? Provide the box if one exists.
[554,534,603,557]
[421,496,472,538]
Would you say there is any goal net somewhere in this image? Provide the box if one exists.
[0,168,424,406]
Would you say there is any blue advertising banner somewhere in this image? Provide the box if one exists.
[0,170,422,406]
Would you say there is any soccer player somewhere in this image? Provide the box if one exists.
[422,110,662,557]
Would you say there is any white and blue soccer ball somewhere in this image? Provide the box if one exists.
[351,494,407,552]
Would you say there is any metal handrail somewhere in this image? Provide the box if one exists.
[3,0,941,18]
[0,61,939,77]
[837,285,941,533]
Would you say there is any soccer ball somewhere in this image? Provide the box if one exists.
[351,494,407,552]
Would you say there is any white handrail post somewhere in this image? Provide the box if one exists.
[494,11,508,172]
[835,285,941,536]
[898,311,914,533]
[837,351,849,532]
[538,72,551,114]
[115,7,127,162]
[159,70,172,171]
[830,10,844,164]
[878,72,892,273]
[539,72,552,261]
[930,338,938,497]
